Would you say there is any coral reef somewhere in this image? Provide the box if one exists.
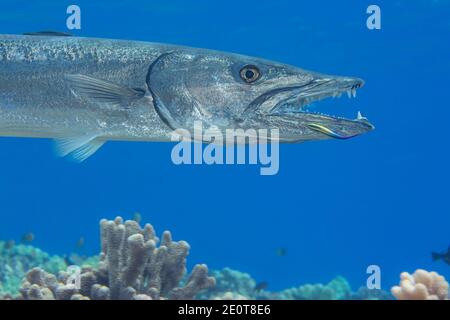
[350,287,393,300]
[202,268,257,299]
[0,241,67,296]
[4,218,422,301]
[17,217,215,300]
[276,276,352,300]
[66,253,99,269]
[200,267,392,300]
[391,269,449,300]
[212,291,250,300]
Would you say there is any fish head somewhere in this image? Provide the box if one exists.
[147,50,374,142]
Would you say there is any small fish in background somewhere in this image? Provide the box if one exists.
[133,212,142,224]
[76,236,85,249]
[4,240,15,250]
[64,253,86,266]
[275,247,287,257]
[21,232,35,244]
[432,246,450,266]
[254,281,269,292]
[63,254,76,266]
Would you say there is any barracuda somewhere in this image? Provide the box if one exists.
[0,33,374,161]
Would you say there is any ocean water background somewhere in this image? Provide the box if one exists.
[0,0,449,293]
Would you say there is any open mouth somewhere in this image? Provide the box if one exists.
[246,76,374,140]
[270,77,366,119]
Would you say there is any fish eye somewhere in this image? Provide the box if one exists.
[239,65,261,83]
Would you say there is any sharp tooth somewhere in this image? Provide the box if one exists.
[352,88,357,98]
[347,90,352,98]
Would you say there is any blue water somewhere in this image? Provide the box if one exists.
[0,0,449,293]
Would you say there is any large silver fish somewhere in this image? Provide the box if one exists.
[0,33,374,161]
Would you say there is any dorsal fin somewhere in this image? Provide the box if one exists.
[23,31,73,37]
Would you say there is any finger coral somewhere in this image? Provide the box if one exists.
[18,216,215,300]
[391,269,449,300]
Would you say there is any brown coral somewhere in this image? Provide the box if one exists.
[19,216,215,300]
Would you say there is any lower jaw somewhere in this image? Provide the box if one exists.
[266,111,374,137]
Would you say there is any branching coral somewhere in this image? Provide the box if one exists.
[18,216,215,300]
[391,269,449,300]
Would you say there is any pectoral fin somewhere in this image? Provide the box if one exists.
[54,134,106,162]
[66,74,146,109]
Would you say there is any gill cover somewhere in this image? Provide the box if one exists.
[146,51,261,131]
[146,52,212,130]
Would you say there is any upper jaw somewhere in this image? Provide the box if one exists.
[269,76,365,116]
